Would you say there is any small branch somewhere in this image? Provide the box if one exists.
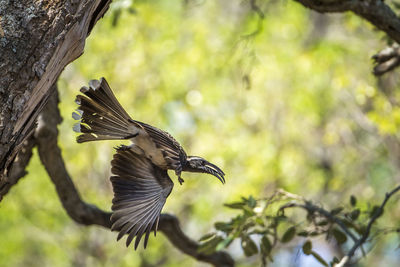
[293,0,400,45]
[158,214,235,267]
[35,88,111,227]
[35,88,234,267]
[335,185,400,267]
[293,0,357,12]
[277,189,359,243]
[372,44,400,76]
[249,0,265,20]
[279,201,358,244]
[0,136,35,201]
[293,0,400,74]
[301,202,358,243]
[241,0,265,38]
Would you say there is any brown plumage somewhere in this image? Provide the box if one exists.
[73,78,225,249]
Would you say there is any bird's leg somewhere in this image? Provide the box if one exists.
[175,167,184,185]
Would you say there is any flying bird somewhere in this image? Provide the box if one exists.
[73,78,225,249]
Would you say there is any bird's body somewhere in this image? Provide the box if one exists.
[73,78,225,249]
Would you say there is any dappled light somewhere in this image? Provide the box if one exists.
[2,1,400,266]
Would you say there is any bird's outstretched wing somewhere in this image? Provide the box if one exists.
[110,147,174,249]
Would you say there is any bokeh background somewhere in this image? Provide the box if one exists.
[1,0,400,266]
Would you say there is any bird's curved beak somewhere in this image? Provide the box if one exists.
[203,161,225,184]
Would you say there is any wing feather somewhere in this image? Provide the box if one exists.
[132,120,187,167]
[110,148,174,249]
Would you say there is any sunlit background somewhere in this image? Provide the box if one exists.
[2,1,400,266]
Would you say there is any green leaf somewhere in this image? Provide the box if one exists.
[199,232,216,242]
[241,236,259,257]
[297,231,309,237]
[309,231,320,236]
[350,195,357,207]
[260,235,272,266]
[311,251,328,266]
[248,195,257,208]
[215,222,234,233]
[302,240,312,255]
[224,202,245,209]
[261,235,272,253]
[281,226,296,243]
[216,236,234,251]
[332,228,347,245]
[316,220,329,226]
[198,236,224,254]
[243,207,256,217]
[255,217,265,226]
[349,209,360,221]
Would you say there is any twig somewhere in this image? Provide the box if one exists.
[372,44,400,76]
[34,88,234,267]
[293,0,400,42]
[294,0,400,75]
[279,201,358,244]
[277,189,358,242]
[0,136,35,201]
[242,0,265,38]
[334,185,400,267]
[249,0,265,19]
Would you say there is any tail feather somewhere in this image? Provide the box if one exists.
[74,78,135,143]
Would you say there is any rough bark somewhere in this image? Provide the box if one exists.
[0,135,35,201]
[0,0,111,180]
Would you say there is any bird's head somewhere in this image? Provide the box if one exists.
[185,156,225,184]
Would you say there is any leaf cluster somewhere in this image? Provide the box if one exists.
[198,191,397,266]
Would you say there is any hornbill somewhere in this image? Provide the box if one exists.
[73,78,225,249]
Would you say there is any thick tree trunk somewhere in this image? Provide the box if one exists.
[0,0,111,179]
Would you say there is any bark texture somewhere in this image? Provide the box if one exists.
[0,0,111,178]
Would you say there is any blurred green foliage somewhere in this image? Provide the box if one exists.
[199,190,396,266]
[2,0,400,266]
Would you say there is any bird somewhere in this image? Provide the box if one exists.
[73,78,225,249]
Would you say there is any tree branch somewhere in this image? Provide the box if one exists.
[279,185,400,266]
[372,44,400,76]
[34,88,234,267]
[0,135,35,201]
[35,88,111,227]
[277,189,359,243]
[158,214,235,267]
[0,0,112,180]
[334,185,400,267]
[293,0,400,44]
[294,0,400,75]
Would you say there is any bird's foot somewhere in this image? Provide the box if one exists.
[178,177,184,185]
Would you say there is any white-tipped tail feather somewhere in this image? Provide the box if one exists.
[73,78,138,143]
